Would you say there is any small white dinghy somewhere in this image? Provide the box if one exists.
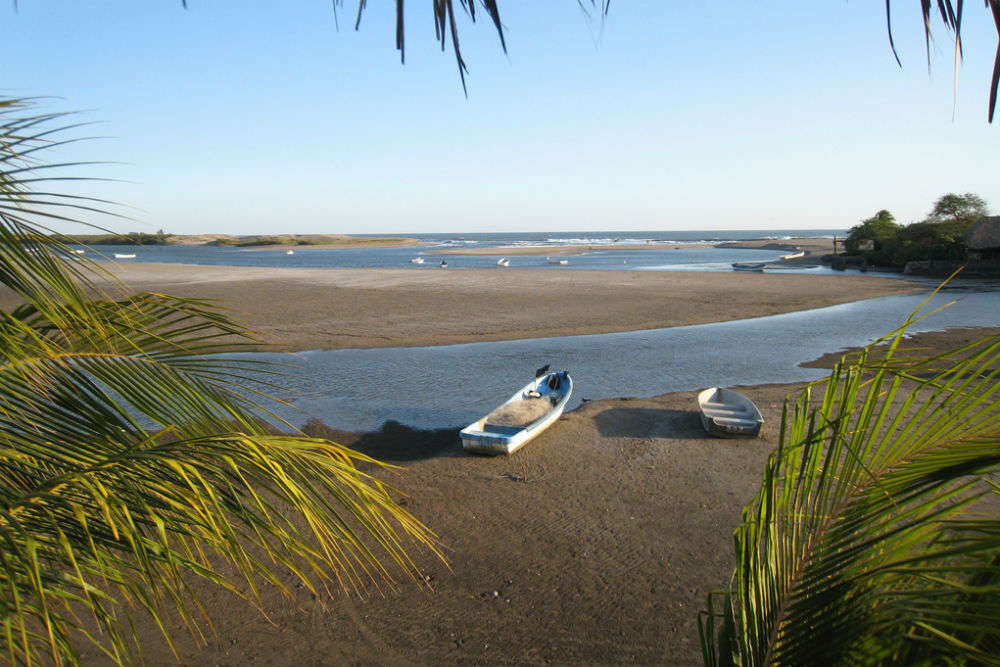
[496,257,510,267]
[461,370,573,455]
[113,253,136,259]
[697,387,764,438]
[410,257,425,264]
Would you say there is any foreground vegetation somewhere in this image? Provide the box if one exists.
[701,288,1000,665]
[1,98,440,666]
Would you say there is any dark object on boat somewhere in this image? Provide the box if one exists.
[535,364,550,378]
[697,387,764,438]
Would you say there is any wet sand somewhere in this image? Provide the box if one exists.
[83,262,920,351]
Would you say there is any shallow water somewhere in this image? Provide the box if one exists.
[241,288,1000,432]
[78,228,845,273]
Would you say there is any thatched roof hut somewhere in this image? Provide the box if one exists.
[964,216,1000,250]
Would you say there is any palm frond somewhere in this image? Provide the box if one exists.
[886,0,1000,121]
[1,97,444,666]
[700,300,1000,666]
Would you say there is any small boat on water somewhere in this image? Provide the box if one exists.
[286,249,295,255]
[732,262,765,272]
[410,257,425,264]
[113,253,136,259]
[70,249,85,255]
[697,387,764,438]
[780,250,805,260]
[547,257,569,265]
[461,370,573,455]
[497,257,510,267]
[440,260,448,268]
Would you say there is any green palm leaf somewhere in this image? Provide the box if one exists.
[1,98,443,666]
[700,294,1000,666]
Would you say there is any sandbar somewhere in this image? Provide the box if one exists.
[85,261,920,351]
[431,236,837,258]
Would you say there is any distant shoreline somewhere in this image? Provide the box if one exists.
[430,236,832,259]
[65,233,424,249]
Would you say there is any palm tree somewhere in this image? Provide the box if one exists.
[0,97,441,666]
[699,289,1000,666]
[341,1,997,120]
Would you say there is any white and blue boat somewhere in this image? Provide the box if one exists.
[697,387,764,438]
[461,370,573,455]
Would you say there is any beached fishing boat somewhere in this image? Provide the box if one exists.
[731,262,765,272]
[113,253,136,259]
[697,387,764,438]
[461,370,573,455]
[410,256,425,264]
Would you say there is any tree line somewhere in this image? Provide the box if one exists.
[844,192,991,268]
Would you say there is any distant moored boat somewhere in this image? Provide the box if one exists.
[732,262,765,272]
[497,257,510,267]
[547,257,569,265]
[410,257,425,264]
[113,253,136,259]
[285,249,294,255]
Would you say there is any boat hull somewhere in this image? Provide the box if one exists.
[461,371,572,455]
[697,387,764,438]
[732,262,765,272]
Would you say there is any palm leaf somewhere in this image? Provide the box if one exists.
[885,0,1000,122]
[1,97,444,666]
[700,297,1000,666]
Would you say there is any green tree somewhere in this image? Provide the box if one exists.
[700,292,1000,666]
[844,210,902,264]
[927,192,990,225]
[0,99,441,666]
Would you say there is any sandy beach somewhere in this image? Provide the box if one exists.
[75,327,1000,667]
[8,258,993,666]
[80,261,920,351]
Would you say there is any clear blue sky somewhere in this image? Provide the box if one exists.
[2,1,997,234]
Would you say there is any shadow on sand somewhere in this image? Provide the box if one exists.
[592,407,705,440]
[302,418,464,462]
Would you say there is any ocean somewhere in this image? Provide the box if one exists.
[81,229,845,273]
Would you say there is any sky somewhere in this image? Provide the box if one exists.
[2,1,998,235]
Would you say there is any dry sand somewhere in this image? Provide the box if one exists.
[80,262,920,351]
